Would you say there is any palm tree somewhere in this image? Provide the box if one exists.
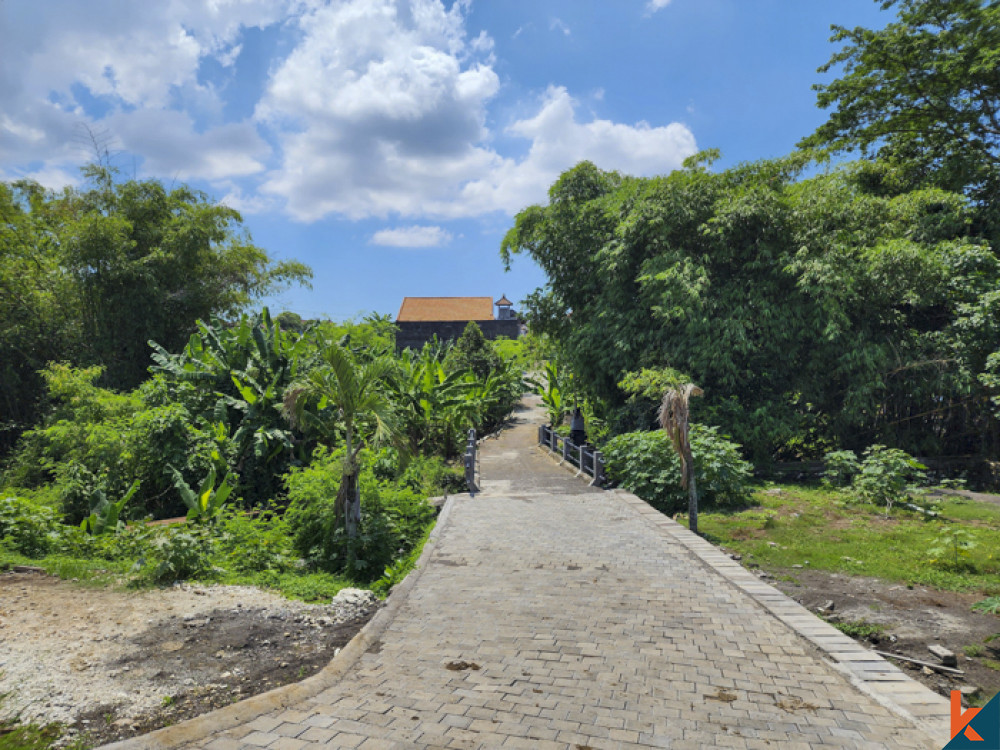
[283,340,401,537]
[658,382,703,535]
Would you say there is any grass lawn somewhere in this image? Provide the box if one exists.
[694,483,1000,595]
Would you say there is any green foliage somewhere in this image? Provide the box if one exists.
[168,466,235,523]
[603,425,753,514]
[5,363,200,521]
[928,525,979,571]
[0,496,61,557]
[399,454,466,496]
[850,445,927,513]
[528,361,574,427]
[446,321,502,380]
[822,450,861,488]
[831,619,884,640]
[972,596,1000,616]
[150,308,314,507]
[0,168,311,456]
[145,527,215,584]
[284,449,434,580]
[503,158,1000,465]
[214,509,293,574]
[801,0,1000,234]
[80,480,140,536]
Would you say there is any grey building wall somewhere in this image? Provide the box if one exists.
[396,319,521,351]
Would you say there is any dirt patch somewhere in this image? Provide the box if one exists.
[766,567,1000,701]
[0,570,378,746]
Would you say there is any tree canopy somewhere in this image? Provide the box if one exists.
[502,157,1000,465]
[801,0,1000,236]
[0,167,311,454]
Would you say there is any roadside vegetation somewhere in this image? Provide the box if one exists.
[1,306,525,600]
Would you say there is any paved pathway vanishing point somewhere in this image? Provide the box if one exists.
[110,396,952,750]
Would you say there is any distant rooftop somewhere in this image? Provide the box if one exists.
[396,296,494,322]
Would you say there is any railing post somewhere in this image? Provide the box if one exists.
[561,436,569,465]
[464,428,478,494]
[589,449,604,487]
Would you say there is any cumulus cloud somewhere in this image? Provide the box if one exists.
[0,0,285,182]
[257,3,695,220]
[1,0,697,222]
[371,225,453,247]
[257,0,501,220]
[451,86,697,216]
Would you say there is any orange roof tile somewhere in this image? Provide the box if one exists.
[396,296,495,322]
[495,294,513,306]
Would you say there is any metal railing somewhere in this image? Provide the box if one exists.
[538,424,605,487]
[463,428,479,494]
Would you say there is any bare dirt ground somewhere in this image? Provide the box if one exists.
[766,567,1000,702]
[0,570,378,747]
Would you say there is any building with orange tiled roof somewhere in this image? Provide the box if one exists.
[395,295,521,350]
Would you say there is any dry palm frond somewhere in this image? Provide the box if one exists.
[657,383,703,489]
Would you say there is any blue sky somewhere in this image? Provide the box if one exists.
[0,0,891,322]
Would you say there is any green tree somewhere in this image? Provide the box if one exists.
[801,0,1000,234]
[283,341,402,537]
[0,167,312,455]
[502,157,1000,464]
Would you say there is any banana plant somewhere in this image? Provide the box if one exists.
[80,480,140,536]
[527,361,573,427]
[168,466,235,523]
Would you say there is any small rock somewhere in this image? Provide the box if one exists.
[960,686,980,697]
[921,666,935,676]
[730,554,742,562]
[764,488,783,496]
[817,600,835,613]
[792,564,803,569]
[768,542,778,548]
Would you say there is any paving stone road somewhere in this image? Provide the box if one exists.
[115,397,950,750]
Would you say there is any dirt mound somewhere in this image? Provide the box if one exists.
[0,570,377,746]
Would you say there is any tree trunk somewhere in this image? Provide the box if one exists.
[686,456,699,536]
[345,474,361,538]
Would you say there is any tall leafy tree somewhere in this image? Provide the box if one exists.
[801,0,1000,235]
[503,157,1000,464]
[0,167,311,454]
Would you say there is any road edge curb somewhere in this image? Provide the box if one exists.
[99,494,460,750]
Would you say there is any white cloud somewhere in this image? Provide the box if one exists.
[0,0,697,223]
[550,18,571,36]
[0,0,286,183]
[453,86,697,216]
[371,225,453,247]
[646,0,673,12]
[257,4,695,221]
[257,0,502,220]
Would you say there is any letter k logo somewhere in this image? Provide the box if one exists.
[953,691,984,741]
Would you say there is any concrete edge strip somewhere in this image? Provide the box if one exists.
[607,488,951,747]
[100,494,461,750]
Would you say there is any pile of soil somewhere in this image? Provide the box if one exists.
[0,570,378,747]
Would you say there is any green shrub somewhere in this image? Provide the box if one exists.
[144,527,215,583]
[603,425,753,514]
[822,450,861,487]
[400,454,465,496]
[284,449,435,580]
[0,496,62,557]
[215,509,293,574]
[850,444,927,513]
